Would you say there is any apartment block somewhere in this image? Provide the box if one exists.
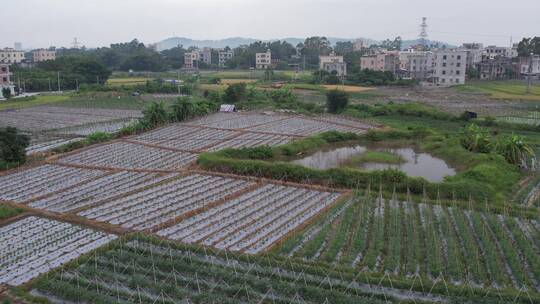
[485,45,518,59]
[256,49,271,69]
[360,52,399,73]
[461,43,484,69]
[433,50,467,86]
[319,52,347,76]
[0,64,11,85]
[0,48,25,64]
[33,49,56,62]
[398,51,434,79]
[218,50,234,67]
[184,51,200,69]
[519,55,540,75]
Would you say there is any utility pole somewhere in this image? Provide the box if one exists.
[48,78,52,91]
[57,71,61,92]
[75,79,79,91]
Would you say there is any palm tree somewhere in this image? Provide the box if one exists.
[495,134,534,165]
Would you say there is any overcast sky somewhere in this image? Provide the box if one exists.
[2,0,539,49]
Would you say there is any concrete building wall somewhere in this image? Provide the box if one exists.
[184,52,199,69]
[433,50,467,86]
[218,50,234,67]
[399,51,434,79]
[0,64,11,85]
[0,48,25,64]
[360,53,399,73]
[256,50,271,69]
[33,49,56,62]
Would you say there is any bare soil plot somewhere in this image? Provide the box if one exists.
[0,216,117,286]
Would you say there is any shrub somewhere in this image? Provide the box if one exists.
[494,134,534,165]
[170,97,193,122]
[0,127,30,165]
[86,131,112,143]
[460,124,492,153]
[2,87,11,99]
[141,101,168,128]
[326,89,349,113]
[224,83,246,103]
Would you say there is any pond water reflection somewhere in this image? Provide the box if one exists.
[291,144,456,182]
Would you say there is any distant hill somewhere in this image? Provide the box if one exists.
[155,37,454,51]
[155,37,379,51]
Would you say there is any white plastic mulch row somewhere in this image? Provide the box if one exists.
[0,164,106,203]
[53,119,137,136]
[135,127,240,152]
[0,216,117,286]
[315,114,374,130]
[0,106,141,132]
[251,117,366,136]
[207,132,294,151]
[78,174,255,231]
[158,183,341,254]
[28,172,177,213]
[26,137,84,155]
[59,141,198,170]
[201,114,287,129]
[132,124,202,141]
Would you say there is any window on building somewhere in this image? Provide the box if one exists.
[456,78,460,83]
[441,78,446,83]
[442,62,447,67]
[456,63,461,67]
[457,55,461,60]
[443,55,447,60]
[456,70,460,75]
[2,77,6,82]
[442,70,446,75]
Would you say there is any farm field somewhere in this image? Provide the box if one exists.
[0,216,117,286]
[0,94,70,111]
[28,235,447,304]
[455,81,540,101]
[1,108,539,303]
[275,194,540,293]
[106,77,153,87]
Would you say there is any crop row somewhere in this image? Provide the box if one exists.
[133,126,240,151]
[250,116,366,136]
[0,216,117,286]
[28,171,176,213]
[78,173,255,231]
[0,164,105,203]
[0,106,140,132]
[32,236,415,304]
[158,183,341,253]
[59,141,198,170]
[188,112,287,129]
[278,196,540,291]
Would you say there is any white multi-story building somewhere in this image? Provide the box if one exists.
[256,49,271,69]
[184,51,200,69]
[0,48,25,64]
[32,49,56,62]
[485,45,518,59]
[460,43,484,69]
[360,52,399,73]
[398,51,434,79]
[0,63,14,96]
[319,52,347,76]
[218,50,234,67]
[433,50,467,86]
[519,55,540,75]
